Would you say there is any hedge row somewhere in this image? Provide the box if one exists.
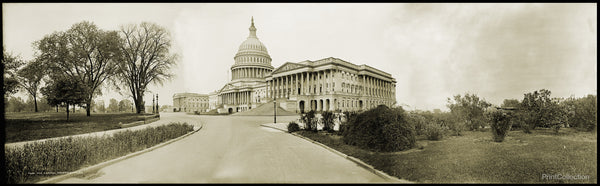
[5,122,194,183]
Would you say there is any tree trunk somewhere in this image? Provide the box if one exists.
[86,99,92,116]
[34,95,38,112]
[134,96,145,114]
[66,104,70,121]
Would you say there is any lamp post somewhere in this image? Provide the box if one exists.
[152,95,155,114]
[274,99,277,123]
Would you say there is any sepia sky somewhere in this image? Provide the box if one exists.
[2,3,597,111]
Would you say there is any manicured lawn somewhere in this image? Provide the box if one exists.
[297,128,597,183]
[5,112,153,143]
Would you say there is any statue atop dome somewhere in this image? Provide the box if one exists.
[249,16,257,38]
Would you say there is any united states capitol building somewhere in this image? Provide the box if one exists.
[173,18,396,114]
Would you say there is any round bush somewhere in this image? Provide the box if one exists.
[342,105,416,152]
[287,121,301,133]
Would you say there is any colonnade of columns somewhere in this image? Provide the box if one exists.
[267,69,337,99]
[266,69,395,100]
[362,74,395,99]
[220,91,253,106]
[232,67,270,80]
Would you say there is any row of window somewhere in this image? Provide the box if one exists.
[184,103,209,108]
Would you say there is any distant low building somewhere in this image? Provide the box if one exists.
[172,93,209,112]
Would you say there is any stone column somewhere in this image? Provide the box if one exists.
[306,72,309,95]
[309,72,312,95]
[300,72,304,96]
[284,75,287,98]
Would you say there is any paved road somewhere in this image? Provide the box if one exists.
[58,112,389,183]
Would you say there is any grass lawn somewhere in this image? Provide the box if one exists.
[297,128,597,183]
[5,112,154,143]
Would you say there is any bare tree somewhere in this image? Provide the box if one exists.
[116,22,177,114]
[35,21,122,116]
[17,59,46,112]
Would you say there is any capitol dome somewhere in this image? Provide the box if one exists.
[233,17,272,67]
[230,17,274,81]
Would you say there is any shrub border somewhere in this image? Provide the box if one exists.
[260,123,413,183]
[6,115,162,147]
[37,124,204,183]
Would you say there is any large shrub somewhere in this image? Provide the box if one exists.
[287,121,300,133]
[321,111,335,132]
[406,112,428,135]
[423,122,446,140]
[339,111,358,134]
[342,105,416,152]
[300,110,317,131]
[486,109,512,142]
[445,114,465,136]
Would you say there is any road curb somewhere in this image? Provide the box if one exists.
[38,123,204,184]
[259,123,413,183]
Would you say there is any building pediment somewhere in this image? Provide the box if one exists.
[271,62,308,74]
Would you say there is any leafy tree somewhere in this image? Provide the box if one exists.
[115,22,177,114]
[17,59,46,112]
[35,21,122,116]
[446,93,492,131]
[94,99,106,113]
[41,76,88,121]
[6,96,26,112]
[2,47,25,98]
[107,98,119,113]
[563,94,597,131]
[36,96,53,112]
[501,99,520,108]
[159,105,170,112]
[118,99,133,112]
[520,89,568,131]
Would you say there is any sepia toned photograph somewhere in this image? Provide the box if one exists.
[1,2,597,184]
